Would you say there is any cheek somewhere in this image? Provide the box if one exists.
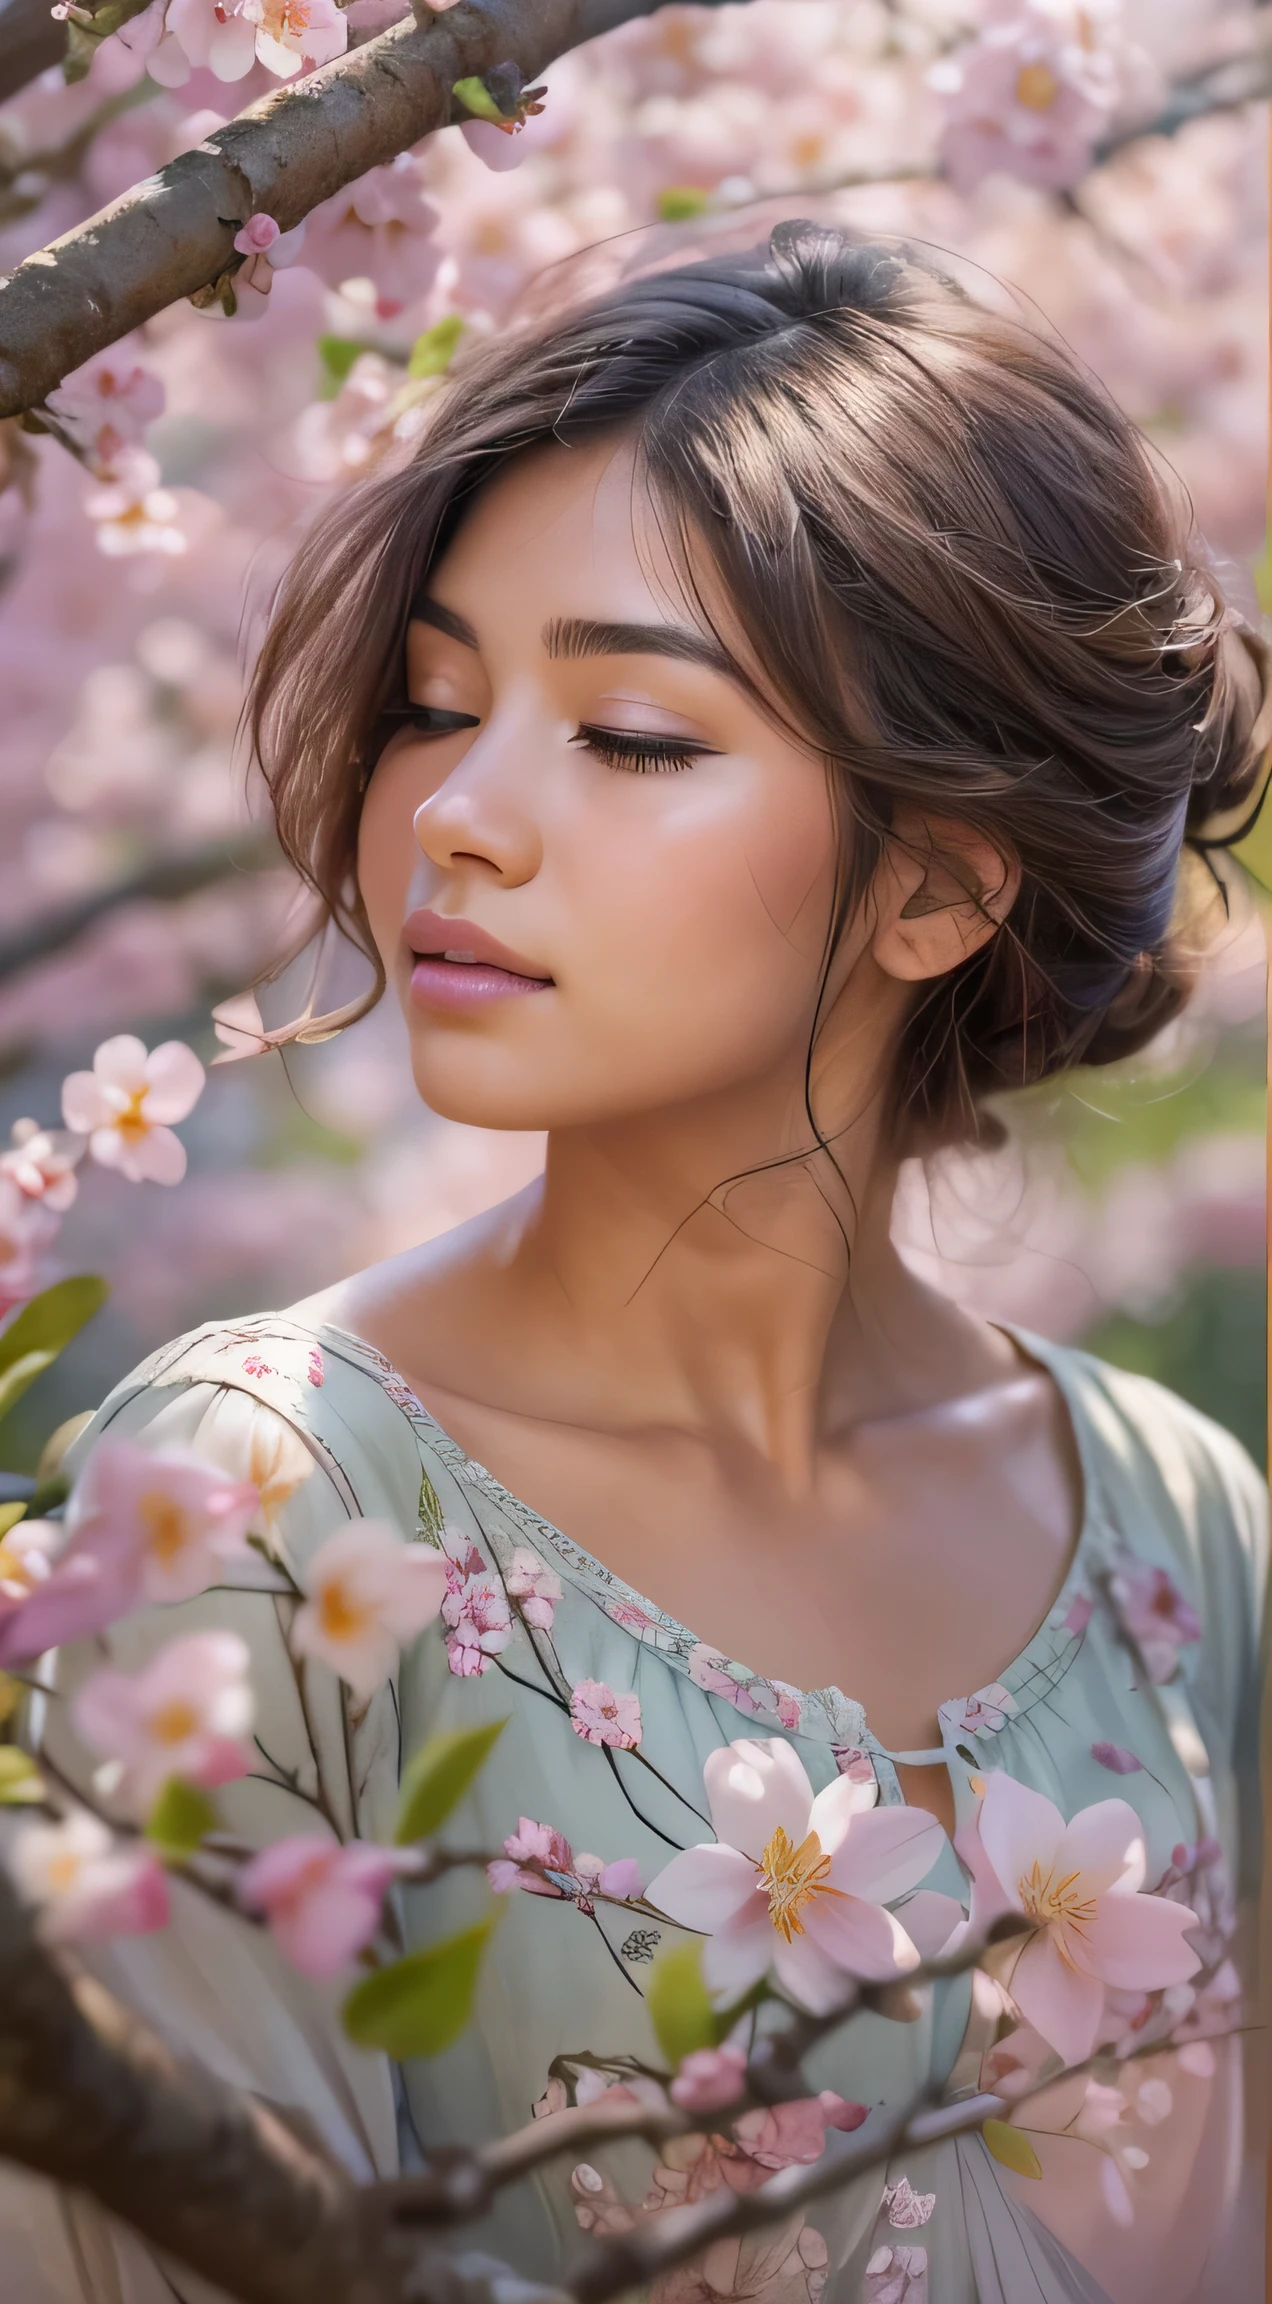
[356,751,425,959]
[566,764,836,1058]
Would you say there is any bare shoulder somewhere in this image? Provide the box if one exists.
[289,1180,540,1387]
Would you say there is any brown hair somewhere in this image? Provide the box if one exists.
[250,221,1270,1149]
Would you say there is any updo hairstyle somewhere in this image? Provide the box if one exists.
[251,222,1271,1151]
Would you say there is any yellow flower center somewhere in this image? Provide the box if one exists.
[1017,1860,1098,1935]
[0,1541,33,1592]
[139,1491,191,1564]
[1015,61,1060,111]
[48,1851,84,1893]
[757,1825,844,1942]
[114,1087,151,1140]
[148,1700,199,1745]
[318,1574,371,1643]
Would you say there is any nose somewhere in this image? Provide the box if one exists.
[411,718,543,889]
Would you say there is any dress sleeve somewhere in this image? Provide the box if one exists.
[11,1351,416,2304]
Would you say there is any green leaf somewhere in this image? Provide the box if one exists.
[407,315,464,382]
[316,335,369,399]
[0,1501,28,1541]
[342,1919,492,2058]
[452,74,507,124]
[395,1718,506,1845]
[0,1746,43,1805]
[145,1777,219,1859]
[0,1277,107,1425]
[656,186,710,223]
[646,1938,717,2070]
[983,2118,1042,2180]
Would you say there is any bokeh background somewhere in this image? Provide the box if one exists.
[0,0,1266,1470]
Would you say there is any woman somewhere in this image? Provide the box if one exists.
[25,224,1269,2302]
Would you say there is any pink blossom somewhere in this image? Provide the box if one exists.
[487,1818,642,1907]
[307,1349,325,1387]
[238,1835,415,1976]
[932,0,1123,196]
[1092,1742,1142,1776]
[0,1176,60,1313]
[0,1518,59,1611]
[0,1441,258,1663]
[606,1598,656,1634]
[11,1810,170,1943]
[83,452,189,559]
[291,1520,449,1699]
[864,2245,928,2304]
[818,2093,868,2131]
[647,1737,942,2014]
[72,1630,253,1812]
[883,2177,935,2229]
[233,212,281,257]
[442,1546,512,1676]
[570,1678,642,1750]
[505,1544,562,1630]
[832,1745,876,1787]
[670,2043,747,2113]
[970,1770,1202,2066]
[0,1118,85,1210]
[302,155,441,314]
[62,1034,205,1184]
[46,353,164,477]
[689,1644,762,1715]
[950,1683,1014,1738]
[1108,1558,1201,1684]
[773,1683,803,1732]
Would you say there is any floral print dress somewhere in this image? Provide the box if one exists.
[7,1311,1265,2304]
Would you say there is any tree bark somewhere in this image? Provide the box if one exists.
[0,0,64,108]
[0,0,718,419]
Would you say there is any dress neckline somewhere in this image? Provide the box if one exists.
[303,1312,1107,1761]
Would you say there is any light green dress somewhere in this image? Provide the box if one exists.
[7,1310,1266,2304]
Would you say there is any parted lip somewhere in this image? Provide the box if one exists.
[403,909,552,981]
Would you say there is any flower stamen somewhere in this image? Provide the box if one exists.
[757,1824,844,1941]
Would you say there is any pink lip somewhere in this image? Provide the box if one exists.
[404,910,552,1012]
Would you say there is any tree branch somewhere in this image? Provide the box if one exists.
[0,0,728,419]
[0,830,279,983]
[0,0,64,109]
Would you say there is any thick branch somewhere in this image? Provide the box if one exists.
[0,0,63,108]
[0,0,713,417]
[0,1868,540,2304]
[0,830,278,982]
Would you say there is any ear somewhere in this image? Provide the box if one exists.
[871,807,1020,985]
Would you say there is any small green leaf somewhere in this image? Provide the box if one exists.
[395,1718,506,1845]
[316,335,369,399]
[657,186,709,223]
[983,2118,1042,2180]
[0,1501,28,1540]
[146,1777,219,1859]
[452,74,507,124]
[0,1746,43,1805]
[646,1938,717,2070]
[407,315,464,382]
[0,1277,107,1424]
[342,1920,492,2058]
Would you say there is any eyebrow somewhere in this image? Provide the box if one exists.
[407,599,737,682]
[545,616,734,676]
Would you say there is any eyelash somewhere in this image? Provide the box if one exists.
[393,707,710,776]
[573,723,707,775]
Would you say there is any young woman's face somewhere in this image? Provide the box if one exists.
[358,438,879,1135]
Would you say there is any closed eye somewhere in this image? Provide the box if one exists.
[572,723,719,775]
[387,704,482,737]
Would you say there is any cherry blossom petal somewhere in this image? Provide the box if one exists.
[61,1070,111,1132]
[702,1736,813,1863]
[140,1039,206,1123]
[826,1805,943,1906]
[93,1034,150,1097]
[807,1767,880,1848]
[700,1898,776,1999]
[647,1843,761,1932]
[123,1124,188,1185]
[770,1922,862,2013]
[1009,1927,1106,2067]
[1070,1889,1202,1991]
[977,1772,1066,1908]
[1052,1799,1146,1899]
[801,1890,920,1984]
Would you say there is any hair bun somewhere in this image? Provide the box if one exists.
[1188,618,1272,849]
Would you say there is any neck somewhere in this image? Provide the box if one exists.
[507,1065,969,1493]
